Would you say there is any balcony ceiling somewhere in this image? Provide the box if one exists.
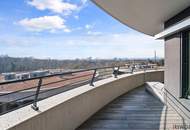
[92,0,190,36]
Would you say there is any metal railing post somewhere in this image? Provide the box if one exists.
[131,65,135,74]
[114,67,120,78]
[31,78,42,111]
[143,67,147,83]
[90,69,97,86]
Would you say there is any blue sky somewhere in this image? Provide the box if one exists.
[0,0,164,59]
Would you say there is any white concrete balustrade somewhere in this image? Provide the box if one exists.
[0,70,164,130]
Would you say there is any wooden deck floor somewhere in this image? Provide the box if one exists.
[77,86,187,130]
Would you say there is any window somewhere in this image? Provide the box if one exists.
[182,30,190,98]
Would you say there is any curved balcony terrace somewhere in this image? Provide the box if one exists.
[77,85,185,130]
[0,69,178,130]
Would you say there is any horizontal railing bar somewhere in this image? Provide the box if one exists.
[0,85,38,97]
[98,74,112,78]
[0,66,156,97]
[0,65,125,85]
[42,73,93,87]
[37,78,91,96]
[0,78,95,115]
[0,94,36,106]
[0,100,34,116]
[0,77,92,106]
[0,73,93,97]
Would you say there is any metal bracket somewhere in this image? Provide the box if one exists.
[90,69,97,86]
[31,78,42,111]
[114,67,120,78]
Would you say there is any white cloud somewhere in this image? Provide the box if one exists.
[81,0,88,4]
[77,0,88,12]
[63,28,71,33]
[74,27,83,31]
[85,23,102,36]
[85,24,94,29]
[74,15,79,20]
[61,33,164,58]
[0,32,164,59]
[87,31,102,36]
[18,15,70,32]
[28,0,77,14]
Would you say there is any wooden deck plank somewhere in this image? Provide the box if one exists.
[77,86,188,130]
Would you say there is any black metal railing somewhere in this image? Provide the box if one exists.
[0,65,129,115]
[0,64,161,115]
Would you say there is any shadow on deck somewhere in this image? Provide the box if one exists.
[77,86,186,130]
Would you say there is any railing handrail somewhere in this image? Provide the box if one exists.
[0,65,125,113]
[0,65,125,85]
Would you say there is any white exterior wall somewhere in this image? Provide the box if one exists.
[164,34,181,97]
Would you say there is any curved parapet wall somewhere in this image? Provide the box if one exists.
[0,70,164,130]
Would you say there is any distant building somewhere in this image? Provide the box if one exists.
[16,73,30,80]
[1,70,50,81]
[30,70,49,78]
[2,73,16,81]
